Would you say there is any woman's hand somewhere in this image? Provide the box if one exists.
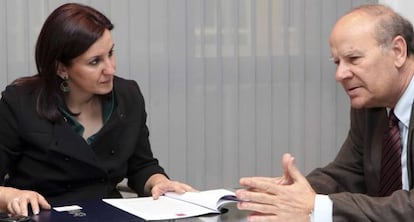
[145,174,197,199]
[0,186,51,216]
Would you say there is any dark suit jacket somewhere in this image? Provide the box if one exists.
[307,107,414,221]
[0,76,167,204]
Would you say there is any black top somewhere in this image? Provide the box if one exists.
[0,76,167,204]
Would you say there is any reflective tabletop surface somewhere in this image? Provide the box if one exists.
[30,200,250,222]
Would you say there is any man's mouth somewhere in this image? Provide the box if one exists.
[347,86,360,97]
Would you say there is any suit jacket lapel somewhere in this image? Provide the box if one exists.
[368,108,387,194]
[407,102,414,188]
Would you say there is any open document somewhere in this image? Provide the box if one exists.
[103,189,240,221]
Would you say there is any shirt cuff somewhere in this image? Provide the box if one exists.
[310,194,333,222]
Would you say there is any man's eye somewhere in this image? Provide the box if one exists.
[349,56,360,64]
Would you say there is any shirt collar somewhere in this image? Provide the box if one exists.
[59,91,116,143]
[394,75,414,128]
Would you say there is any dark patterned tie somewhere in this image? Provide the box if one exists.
[378,110,402,196]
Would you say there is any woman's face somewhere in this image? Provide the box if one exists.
[59,29,116,99]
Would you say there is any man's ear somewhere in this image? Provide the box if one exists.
[56,62,68,79]
[392,35,407,68]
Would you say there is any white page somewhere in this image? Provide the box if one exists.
[165,189,237,210]
[103,196,218,221]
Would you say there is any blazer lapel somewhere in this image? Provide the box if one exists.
[49,123,102,169]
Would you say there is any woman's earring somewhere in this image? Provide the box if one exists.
[60,76,69,93]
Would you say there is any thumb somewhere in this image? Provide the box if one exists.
[285,154,305,183]
[282,153,294,183]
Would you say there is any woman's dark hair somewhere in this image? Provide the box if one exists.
[13,3,113,122]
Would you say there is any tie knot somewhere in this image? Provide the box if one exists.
[388,110,399,127]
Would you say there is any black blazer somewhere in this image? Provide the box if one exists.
[307,106,414,221]
[0,76,166,204]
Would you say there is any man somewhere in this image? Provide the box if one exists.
[236,4,414,221]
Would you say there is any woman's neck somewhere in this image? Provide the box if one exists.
[65,94,99,114]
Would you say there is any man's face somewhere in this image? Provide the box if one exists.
[329,13,401,108]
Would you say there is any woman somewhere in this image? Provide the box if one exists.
[0,3,194,216]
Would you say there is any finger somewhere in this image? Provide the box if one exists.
[180,183,197,192]
[151,187,163,200]
[240,177,276,184]
[240,177,277,190]
[153,182,176,196]
[236,187,264,197]
[8,198,21,215]
[152,183,173,199]
[151,181,196,199]
[239,178,279,195]
[236,189,277,205]
[248,211,268,217]
[171,182,190,193]
[29,198,40,215]
[237,200,278,215]
[37,195,51,211]
[19,198,29,216]
[161,181,194,194]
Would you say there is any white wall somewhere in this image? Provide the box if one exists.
[380,0,414,23]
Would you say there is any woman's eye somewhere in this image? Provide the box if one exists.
[90,58,100,65]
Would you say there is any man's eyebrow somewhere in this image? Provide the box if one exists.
[343,49,361,57]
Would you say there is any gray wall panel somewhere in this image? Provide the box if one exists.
[0,0,377,190]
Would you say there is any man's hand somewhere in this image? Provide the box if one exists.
[236,153,316,222]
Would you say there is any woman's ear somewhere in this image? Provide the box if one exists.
[392,35,407,68]
[56,62,68,79]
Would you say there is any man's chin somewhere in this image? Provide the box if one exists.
[350,98,368,109]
